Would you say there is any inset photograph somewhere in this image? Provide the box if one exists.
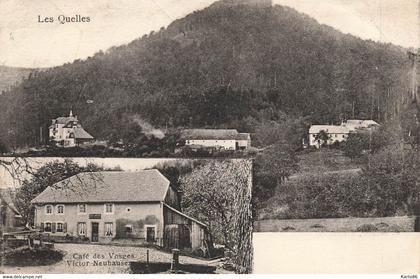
[0,158,252,274]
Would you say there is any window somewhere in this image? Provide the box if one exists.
[44,222,52,232]
[78,222,86,235]
[104,203,114,214]
[78,204,87,214]
[125,225,133,234]
[56,205,64,214]
[45,205,53,215]
[56,222,63,233]
[105,222,113,237]
[126,207,131,213]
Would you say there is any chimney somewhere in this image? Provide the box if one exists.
[69,110,73,117]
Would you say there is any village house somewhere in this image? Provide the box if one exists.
[308,119,380,148]
[0,188,23,233]
[182,129,251,151]
[49,110,94,147]
[308,125,350,148]
[31,170,211,253]
[342,119,380,132]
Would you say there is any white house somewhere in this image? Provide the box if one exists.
[31,170,211,252]
[49,110,94,147]
[308,119,380,148]
[308,125,350,148]
[342,119,380,132]
[182,129,251,150]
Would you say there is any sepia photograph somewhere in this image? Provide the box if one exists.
[0,0,419,276]
[0,157,252,274]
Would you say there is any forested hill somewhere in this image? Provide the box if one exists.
[0,0,413,147]
[0,66,35,93]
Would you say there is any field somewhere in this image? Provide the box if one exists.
[258,148,364,220]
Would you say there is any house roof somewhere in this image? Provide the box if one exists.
[74,127,94,139]
[309,125,349,134]
[54,116,78,125]
[163,203,208,228]
[31,170,170,204]
[343,119,380,130]
[236,133,250,140]
[182,129,239,140]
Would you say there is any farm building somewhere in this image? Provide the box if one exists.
[308,125,350,148]
[308,119,380,148]
[0,188,23,233]
[182,129,251,150]
[49,110,94,147]
[31,170,211,253]
[342,119,380,132]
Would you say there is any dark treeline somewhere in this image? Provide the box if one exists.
[0,0,413,149]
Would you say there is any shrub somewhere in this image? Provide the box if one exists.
[356,224,378,232]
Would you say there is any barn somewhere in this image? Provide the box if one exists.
[31,170,212,254]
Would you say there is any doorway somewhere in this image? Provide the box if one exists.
[91,222,99,242]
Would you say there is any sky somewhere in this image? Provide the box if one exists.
[0,0,418,68]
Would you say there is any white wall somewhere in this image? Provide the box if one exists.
[186,139,237,150]
[35,202,164,242]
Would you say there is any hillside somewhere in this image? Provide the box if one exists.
[0,66,35,93]
[0,0,413,147]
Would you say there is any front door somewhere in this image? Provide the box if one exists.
[91,222,99,242]
[146,226,155,243]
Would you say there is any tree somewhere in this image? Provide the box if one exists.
[180,160,252,273]
[252,143,299,213]
[343,133,370,159]
[314,130,330,147]
[361,146,420,216]
[14,159,106,225]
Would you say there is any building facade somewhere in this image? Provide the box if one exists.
[49,110,94,147]
[308,125,350,148]
[308,119,380,148]
[31,170,210,252]
[182,129,251,150]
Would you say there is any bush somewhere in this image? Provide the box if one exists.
[3,247,64,266]
[356,224,378,232]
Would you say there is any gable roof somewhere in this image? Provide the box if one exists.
[54,116,78,125]
[31,170,170,204]
[342,119,380,130]
[182,129,239,140]
[163,203,207,228]
[74,127,94,139]
[309,125,349,134]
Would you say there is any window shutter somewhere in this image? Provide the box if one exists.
[63,222,67,233]
[40,222,44,231]
[52,222,56,233]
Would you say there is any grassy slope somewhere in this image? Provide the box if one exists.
[258,149,364,220]
[257,148,415,231]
